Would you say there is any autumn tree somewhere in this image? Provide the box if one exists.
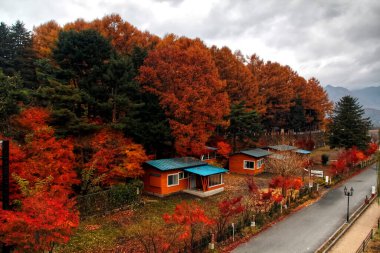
[0,136,26,202]
[247,55,295,130]
[244,177,261,220]
[0,186,78,252]
[216,141,232,158]
[328,96,371,150]
[138,35,229,156]
[32,20,62,58]
[0,108,79,252]
[214,196,244,238]
[269,176,302,203]
[163,201,213,251]
[82,128,147,192]
[267,152,308,196]
[247,55,331,131]
[301,78,332,129]
[210,46,262,112]
[11,107,79,192]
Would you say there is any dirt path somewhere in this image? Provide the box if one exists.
[329,200,380,253]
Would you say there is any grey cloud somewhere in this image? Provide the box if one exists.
[0,0,379,89]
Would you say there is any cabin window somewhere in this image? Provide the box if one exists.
[167,173,179,186]
[179,172,185,180]
[244,160,255,170]
[209,174,223,187]
[257,159,264,168]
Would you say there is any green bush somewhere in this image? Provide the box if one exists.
[77,180,143,218]
[254,212,266,227]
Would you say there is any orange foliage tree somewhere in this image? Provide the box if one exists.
[247,56,295,129]
[33,20,62,58]
[210,46,263,113]
[138,35,229,156]
[33,14,159,58]
[216,141,232,158]
[247,54,331,131]
[83,128,147,190]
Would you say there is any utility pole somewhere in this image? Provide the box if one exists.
[1,140,11,253]
[2,140,10,210]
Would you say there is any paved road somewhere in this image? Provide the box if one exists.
[233,164,378,253]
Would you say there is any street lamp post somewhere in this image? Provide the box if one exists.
[344,186,354,222]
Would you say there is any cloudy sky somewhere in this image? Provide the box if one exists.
[1,0,380,90]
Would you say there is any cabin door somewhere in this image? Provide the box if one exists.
[190,174,196,189]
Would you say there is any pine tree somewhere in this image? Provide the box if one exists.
[288,97,306,132]
[0,70,29,134]
[328,95,371,150]
[0,22,12,73]
[227,101,262,152]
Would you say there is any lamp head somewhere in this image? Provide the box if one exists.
[350,187,354,195]
[344,186,347,194]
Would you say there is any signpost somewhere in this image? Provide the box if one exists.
[310,170,324,178]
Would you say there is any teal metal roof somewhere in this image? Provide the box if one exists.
[294,149,311,154]
[145,157,206,171]
[184,165,228,176]
[268,145,297,151]
[240,148,272,158]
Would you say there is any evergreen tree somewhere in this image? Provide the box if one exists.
[0,21,37,89]
[0,70,29,134]
[328,95,371,150]
[53,29,113,121]
[288,97,306,132]
[34,59,98,136]
[104,47,172,156]
[0,22,12,74]
[227,101,262,152]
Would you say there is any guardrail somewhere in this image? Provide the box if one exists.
[354,228,374,253]
[315,195,376,253]
[355,217,380,253]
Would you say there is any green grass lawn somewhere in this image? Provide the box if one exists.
[57,173,270,252]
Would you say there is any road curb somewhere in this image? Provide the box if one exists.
[315,194,377,253]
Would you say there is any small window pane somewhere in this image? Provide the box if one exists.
[244,161,255,169]
[168,174,179,186]
[209,174,222,187]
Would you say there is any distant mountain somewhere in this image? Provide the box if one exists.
[325,85,380,127]
[364,108,380,128]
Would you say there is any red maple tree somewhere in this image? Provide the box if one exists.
[0,189,78,252]
[163,201,213,251]
[84,128,148,188]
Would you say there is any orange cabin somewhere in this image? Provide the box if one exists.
[229,148,272,175]
[143,157,228,197]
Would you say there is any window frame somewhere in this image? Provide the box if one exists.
[179,171,185,180]
[243,160,255,170]
[208,173,223,188]
[167,173,179,187]
[257,159,264,168]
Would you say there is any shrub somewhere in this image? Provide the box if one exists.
[77,180,143,217]
[321,154,329,165]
